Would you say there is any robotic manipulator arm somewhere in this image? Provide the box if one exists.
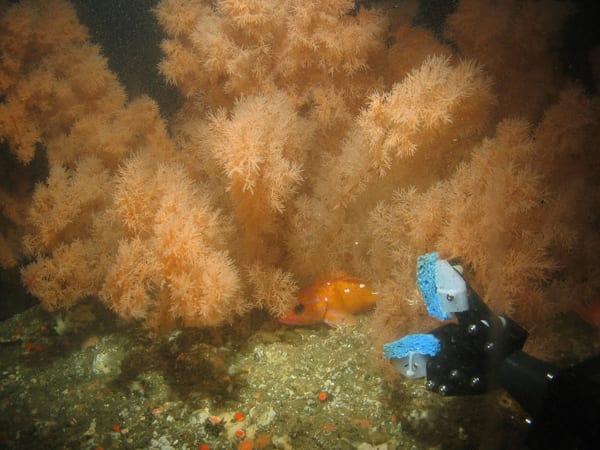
[383,253,600,449]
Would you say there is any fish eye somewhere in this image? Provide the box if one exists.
[294,304,305,314]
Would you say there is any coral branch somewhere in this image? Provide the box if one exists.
[1,0,598,343]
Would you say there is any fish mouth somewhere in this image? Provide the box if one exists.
[277,314,314,325]
[277,315,301,325]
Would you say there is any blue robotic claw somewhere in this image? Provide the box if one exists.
[385,252,528,395]
[416,252,469,320]
[383,252,600,449]
[383,334,440,378]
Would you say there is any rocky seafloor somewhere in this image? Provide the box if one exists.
[0,298,595,449]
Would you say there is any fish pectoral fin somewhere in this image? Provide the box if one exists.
[324,310,358,327]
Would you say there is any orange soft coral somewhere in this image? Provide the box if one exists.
[369,87,600,348]
[19,156,118,310]
[3,0,599,347]
[445,0,573,120]
[247,263,298,317]
[102,159,244,331]
[0,0,126,164]
[155,0,386,108]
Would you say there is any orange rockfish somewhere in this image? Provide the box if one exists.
[278,276,378,327]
